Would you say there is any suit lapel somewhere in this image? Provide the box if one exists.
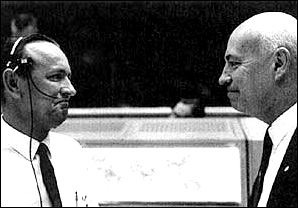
[267,129,297,207]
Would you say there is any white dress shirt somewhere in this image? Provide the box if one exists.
[258,103,297,207]
[1,115,90,207]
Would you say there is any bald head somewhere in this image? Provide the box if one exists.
[236,12,296,33]
[231,12,297,59]
[23,41,70,71]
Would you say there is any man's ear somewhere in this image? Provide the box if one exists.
[272,47,290,82]
[2,68,22,99]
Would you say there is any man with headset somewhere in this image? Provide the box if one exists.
[1,33,91,206]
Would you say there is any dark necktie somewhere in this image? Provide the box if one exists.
[250,128,273,207]
[37,143,62,207]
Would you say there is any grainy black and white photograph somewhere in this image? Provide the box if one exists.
[1,1,297,207]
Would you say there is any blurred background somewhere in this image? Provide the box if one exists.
[1,1,297,108]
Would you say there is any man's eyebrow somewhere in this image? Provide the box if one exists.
[47,68,71,76]
[225,54,242,61]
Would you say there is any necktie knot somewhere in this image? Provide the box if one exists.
[263,130,273,156]
[37,143,50,157]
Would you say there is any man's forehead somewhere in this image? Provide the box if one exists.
[24,41,65,61]
[24,41,60,53]
[227,29,261,57]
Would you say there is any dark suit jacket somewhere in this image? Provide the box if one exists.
[266,129,297,207]
[250,129,297,207]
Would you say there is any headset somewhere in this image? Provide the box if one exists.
[6,33,61,99]
[5,33,61,207]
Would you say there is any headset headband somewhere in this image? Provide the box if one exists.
[5,33,59,72]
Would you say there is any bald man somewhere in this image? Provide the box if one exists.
[219,12,297,207]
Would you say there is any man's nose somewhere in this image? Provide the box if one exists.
[218,72,233,86]
[60,78,77,97]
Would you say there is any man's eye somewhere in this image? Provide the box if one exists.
[48,74,64,81]
[230,61,240,67]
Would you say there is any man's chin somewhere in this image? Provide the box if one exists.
[51,114,68,128]
[230,101,245,114]
[51,119,66,129]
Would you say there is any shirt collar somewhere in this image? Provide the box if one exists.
[1,115,51,160]
[268,103,297,148]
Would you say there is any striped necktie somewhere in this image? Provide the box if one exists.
[37,143,62,207]
[250,129,273,207]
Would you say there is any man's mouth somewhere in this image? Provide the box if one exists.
[55,100,69,108]
[227,90,240,99]
[228,90,239,93]
[227,86,240,93]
